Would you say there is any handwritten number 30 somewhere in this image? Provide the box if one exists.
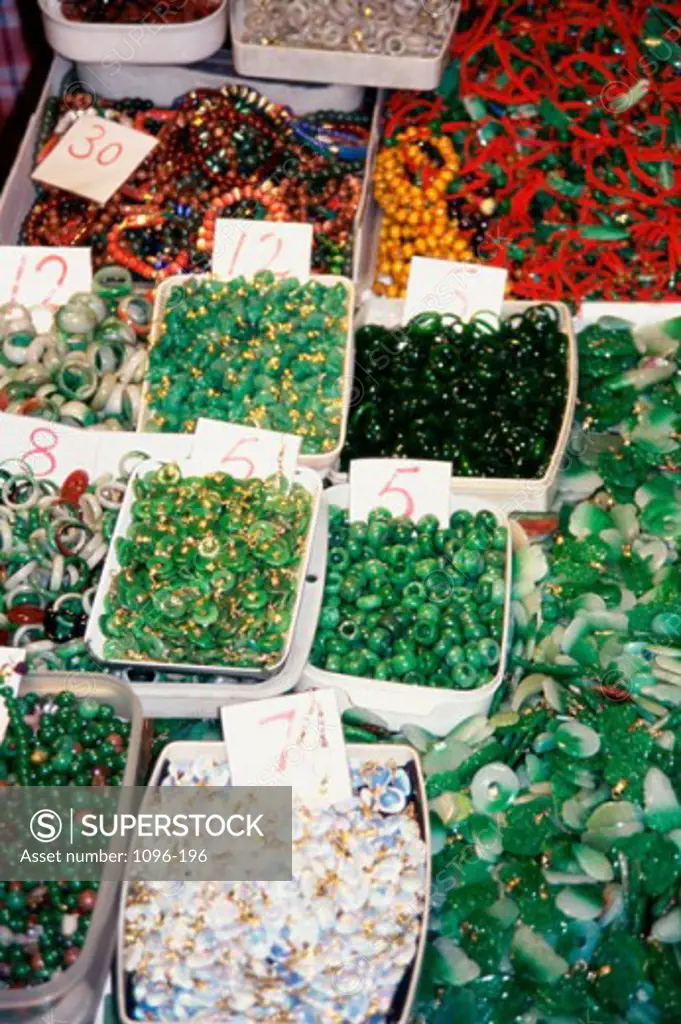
[67,123,123,167]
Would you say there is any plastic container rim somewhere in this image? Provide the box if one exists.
[39,0,228,32]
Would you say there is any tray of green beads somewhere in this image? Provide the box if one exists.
[341,297,578,511]
[0,672,143,1024]
[85,459,323,679]
[303,485,512,738]
[138,271,355,472]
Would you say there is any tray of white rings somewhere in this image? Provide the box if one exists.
[116,740,431,1023]
[231,0,462,90]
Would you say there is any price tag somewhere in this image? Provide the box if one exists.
[349,458,451,526]
[212,219,313,282]
[221,691,352,810]
[404,257,508,323]
[93,431,194,478]
[32,115,159,205]
[190,419,301,483]
[0,413,99,485]
[0,247,91,311]
[0,648,24,744]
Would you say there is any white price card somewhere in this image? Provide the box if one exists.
[0,247,91,311]
[349,458,452,527]
[221,690,352,810]
[93,431,194,478]
[0,413,99,485]
[404,257,508,323]
[32,115,159,205]
[0,648,25,744]
[190,418,301,483]
[212,219,313,282]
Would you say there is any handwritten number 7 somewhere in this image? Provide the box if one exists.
[259,709,296,771]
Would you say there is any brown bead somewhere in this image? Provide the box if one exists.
[63,947,80,967]
[30,953,45,973]
[78,889,97,913]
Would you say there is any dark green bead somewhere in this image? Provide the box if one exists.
[392,652,417,676]
[342,651,368,675]
[367,628,392,656]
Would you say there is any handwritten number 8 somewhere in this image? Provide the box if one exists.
[22,428,58,477]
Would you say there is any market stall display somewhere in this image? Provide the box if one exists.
[345,304,569,476]
[2,3,681,1022]
[411,307,681,1023]
[89,460,319,674]
[379,0,681,306]
[0,268,149,430]
[21,85,370,279]
[142,272,353,464]
[119,741,429,1023]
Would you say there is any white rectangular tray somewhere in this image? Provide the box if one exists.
[339,294,578,513]
[301,484,513,737]
[116,737,431,1024]
[231,0,461,90]
[138,273,355,472]
[85,458,322,678]
[39,0,228,65]
[0,56,380,291]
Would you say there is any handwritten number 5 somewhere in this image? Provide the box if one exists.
[377,467,421,519]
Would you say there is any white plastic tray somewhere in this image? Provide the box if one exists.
[116,738,430,1024]
[0,57,379,290]
[138,273,356,472]
[85,458,322,678]
[301,484,513,737]
[231,0,461,90]
[339,294,578,513]
[39,0,228,65]
[112,488,328,717]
